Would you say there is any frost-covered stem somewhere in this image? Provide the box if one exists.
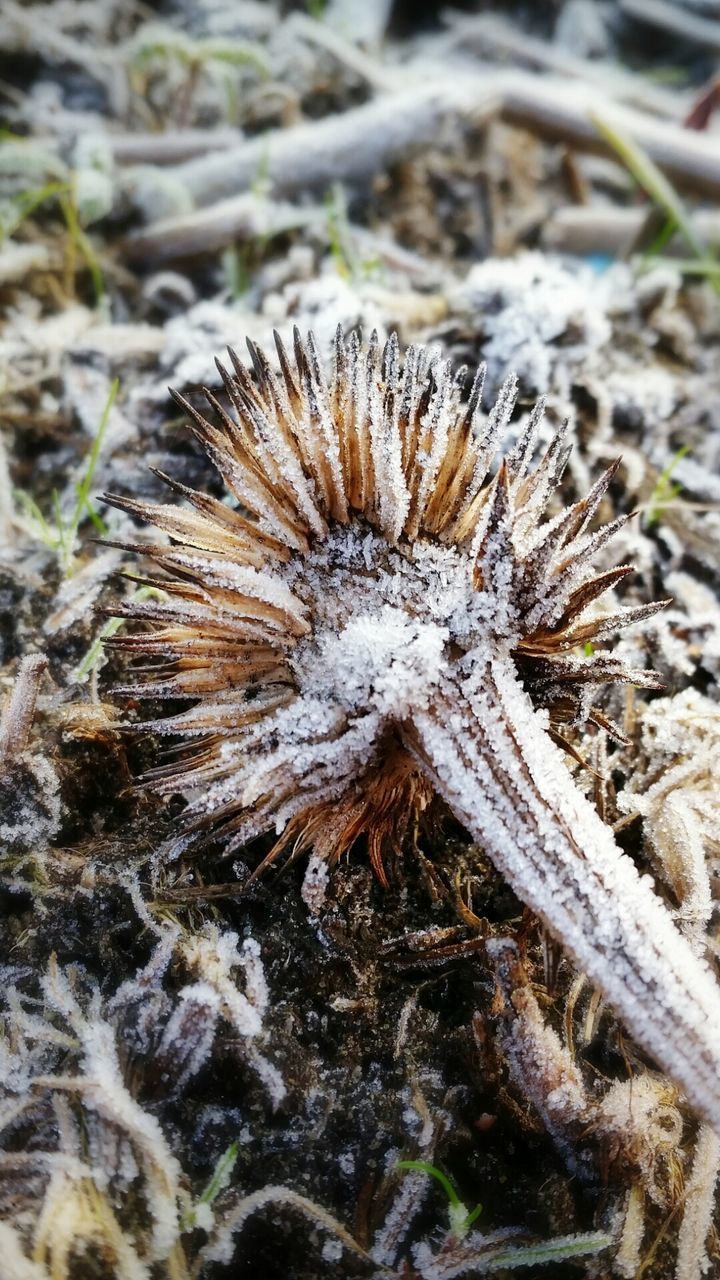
[0,654,47,763]
[487,938,589,1161]
[675,1125,720,1280]
[198,1186,377,1271]
[407,660,720,1133]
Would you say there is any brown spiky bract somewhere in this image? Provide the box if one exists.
[105,328,720,1133]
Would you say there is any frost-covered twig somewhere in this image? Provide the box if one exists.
[130,81,499,214]
[620,0,720,50]
[411,1229,612,1279]
[487,939,589,1158]
[288,12,396,92]
[675,1125,720,1280]
[498,73,720,198]
[442,11,688,118]
[110,128,243,166]
[0,654,46,762]
[198,1185,378,1270]
[542,206,720,257]
[123,193,319,263]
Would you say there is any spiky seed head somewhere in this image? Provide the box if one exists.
[105,327,664,881]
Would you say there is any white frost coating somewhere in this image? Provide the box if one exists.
[158,983,220,1086]
[178,928,285,1103]
[301,852,331,915]
[303,608,448,718]
[41,961,184,1262]
[616,1186,645,1280]
[0,654,62,853]
[179,929,264,1037]
[410,662,720,1133]
[370,1170,429,1266]
[487,938,588,1160]
[0,931,282,1273]
[410,1228,608,1278]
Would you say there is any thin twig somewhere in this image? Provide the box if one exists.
[498,72,720,198]
[442,12,689,118]
[675,1126,720,1280]
[110,128,244,166]
[0,655,47,763]
[542,205,720,256]
[123,192,319,261]
[287,12,396,92]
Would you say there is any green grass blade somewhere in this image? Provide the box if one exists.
[645,444,690,529]
[592,112,720,294]
[69,376,119,546]
[397,1160,462,1209]
[479,1230,612,1270]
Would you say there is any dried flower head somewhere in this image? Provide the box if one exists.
[106,328,720,1131]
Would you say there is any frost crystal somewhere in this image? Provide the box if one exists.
[106,327,720,1132]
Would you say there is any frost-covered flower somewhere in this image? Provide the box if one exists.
[107,328,720,1132]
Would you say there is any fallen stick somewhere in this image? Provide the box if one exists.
[442,11,687,118]
[122,190,436,275]
[110,128,244,166]
[0,655,47,762]
[498,72,720,198]
[127,65,720,226]
[542,205,720,255]
[122,193,319,262]
[286,12,396,91]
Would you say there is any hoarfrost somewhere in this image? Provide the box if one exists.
[453,253,615,394]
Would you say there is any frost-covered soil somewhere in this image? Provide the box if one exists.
[1,2,720,1278]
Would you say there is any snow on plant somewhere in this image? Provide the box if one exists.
[105,326,720,1133]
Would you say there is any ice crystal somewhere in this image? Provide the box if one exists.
[107,327,720,1132]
